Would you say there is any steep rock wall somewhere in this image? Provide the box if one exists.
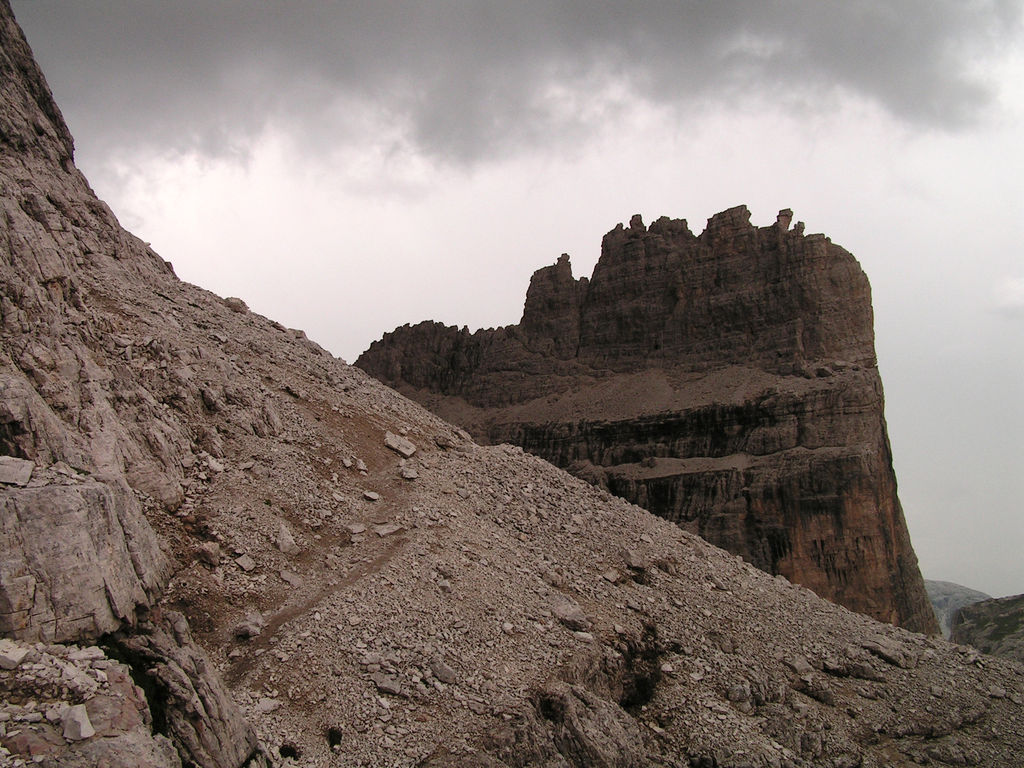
[358,210,938,634]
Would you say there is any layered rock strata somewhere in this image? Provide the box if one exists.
[358,210,938,634]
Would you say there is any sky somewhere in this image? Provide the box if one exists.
[11,1,1024,598]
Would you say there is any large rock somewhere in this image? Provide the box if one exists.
[0,473,169,642]
[110,612,266,768]
[358,209,938,634]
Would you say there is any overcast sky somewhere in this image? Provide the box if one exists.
[11,1,1024,598]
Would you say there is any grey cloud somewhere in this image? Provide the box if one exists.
[12,0,1023,164]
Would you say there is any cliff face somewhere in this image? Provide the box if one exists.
[951,594,1024,664]
[358,209,938,634]
[925,580,992,639]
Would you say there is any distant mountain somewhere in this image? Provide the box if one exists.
[925,580,991,638]
[952,593,1024,664]
[359,208,939,634]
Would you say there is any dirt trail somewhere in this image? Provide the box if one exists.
[227,534,409,684]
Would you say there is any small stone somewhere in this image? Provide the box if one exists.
[196,541,221,567]
[280,570,303,587]
[235,554,257,572]
[384,432,417,459]
[68,646,104,662]
[62,704,95,741]
[786,655,815,676]
[0,640,29,670]
[431,660,458,685]
[372,674,403,696]
[373,523,403,537]
[602,568,624,584]
[620,548,646,570]
[233,612,265,639]
[573,632,595,642]
[400,466,419,480]
[275,522,300,555]
[346,523,367,534]
[726,682,751,702]
[552,598,591,632]
[256,697,281,713]
[363,491,380,501]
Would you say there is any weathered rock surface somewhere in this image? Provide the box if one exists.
[2,2,1022,766]
[357,209,938,634]
[0,469,169,642]
[0,635,182,768]
[952,593,1024,664]
[925,579,991,639]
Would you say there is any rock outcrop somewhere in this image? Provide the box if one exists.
[925,579,991,639]
[3,2,1022,765]
[952,593,1024,664]
[357,210,938,634]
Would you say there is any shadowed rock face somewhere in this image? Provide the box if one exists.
[952,594,1024,664]
[358,209,938,634]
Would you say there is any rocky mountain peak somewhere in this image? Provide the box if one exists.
[359,208,938,635]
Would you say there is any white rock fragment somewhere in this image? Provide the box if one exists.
[384,431,416,458]
[275,522,300,555]
[62,704,95,741]
[0,640,29,670]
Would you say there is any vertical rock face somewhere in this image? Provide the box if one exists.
[358,210,938,634]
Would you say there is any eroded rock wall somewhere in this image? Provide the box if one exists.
[358,210,938,634]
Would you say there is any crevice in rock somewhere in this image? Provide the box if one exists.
[100,630,174,755]
[617,623,662,710]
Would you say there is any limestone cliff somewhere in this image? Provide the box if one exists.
[358,209,939,634]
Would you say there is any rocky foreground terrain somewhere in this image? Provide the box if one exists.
[357,207,936,635]
[1,3,1023,766]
